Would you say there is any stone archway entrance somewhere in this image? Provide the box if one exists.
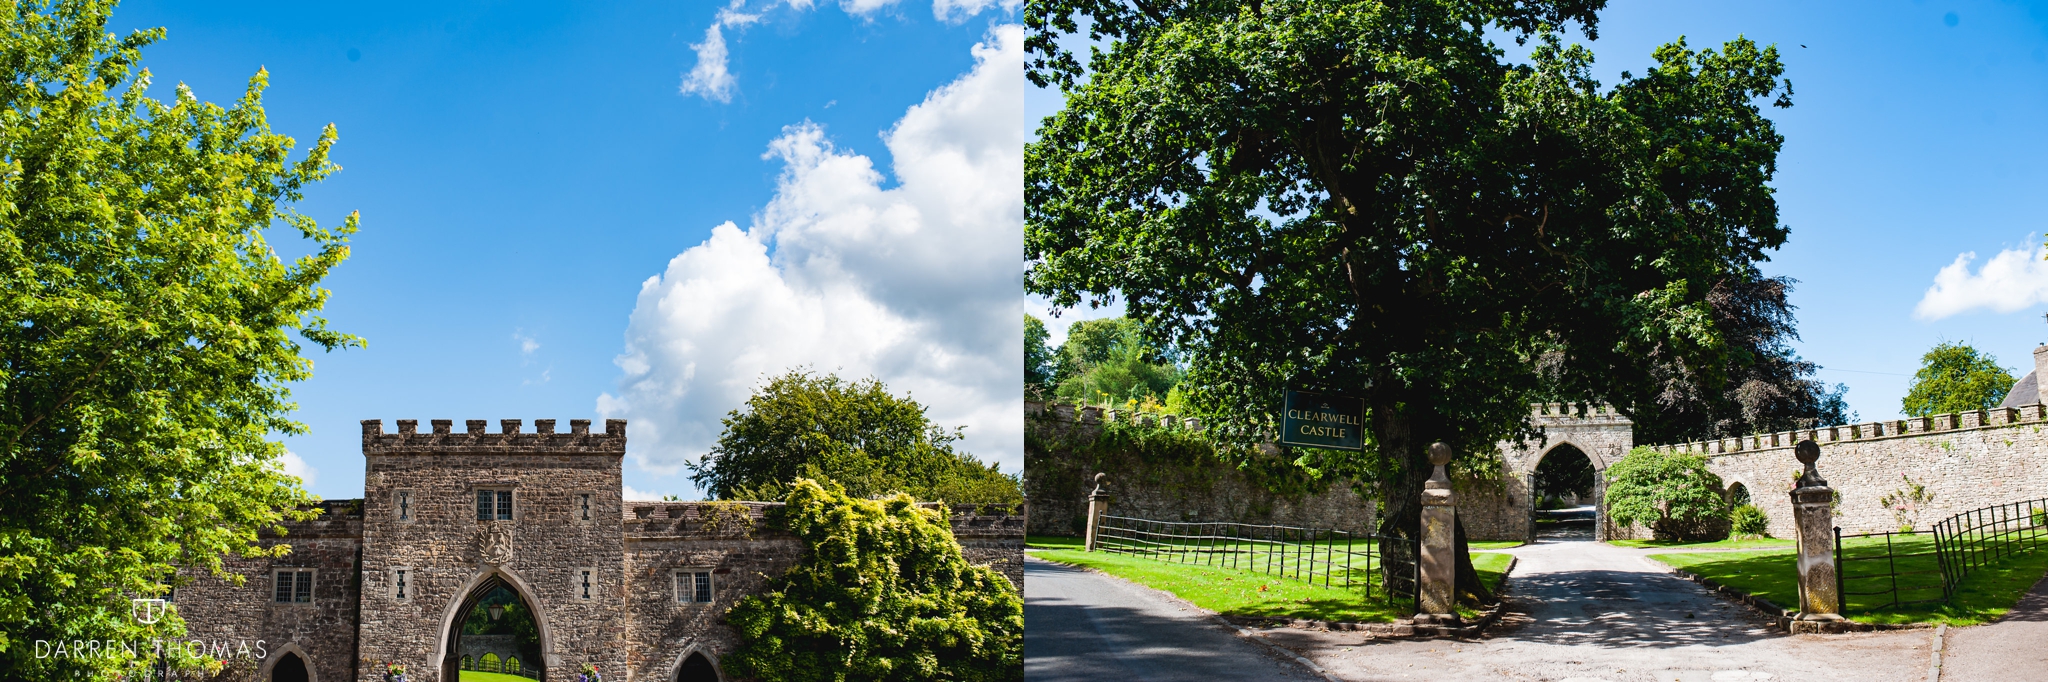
[269,652,309,682]
[442,574,547,681]
[675,652,720,682]
[1530,443,1599,541]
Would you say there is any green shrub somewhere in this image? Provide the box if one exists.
[1731,504,1770,538]
[1604,446,1730,541]
[724,480,1022,682]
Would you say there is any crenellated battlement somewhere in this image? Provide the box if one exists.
[1651,403,2048,456]
[359,418,627,454]
[1529,402,1632,427]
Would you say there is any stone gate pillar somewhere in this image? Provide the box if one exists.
[1084,473,1112,552]
[1790,440,1843,622]
[1417,443,1458,624]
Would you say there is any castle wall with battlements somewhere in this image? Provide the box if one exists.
[171,417,1022,682]
[1654,404,2048,539]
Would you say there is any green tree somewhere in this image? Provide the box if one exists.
[1027,0,1791,604]
[1603,447,1730,541]
[1025,314,1054,392]
[689,370,1022,504]
[0,3,357,678]
[724,479,1023,682]
[1050,317,1179,405]
[1901,342,2013,417]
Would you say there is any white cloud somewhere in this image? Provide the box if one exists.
[681,0,1015,103]
[1914,242,2048,320]
[514,331,540,357]
[603,26,1023,493]
[679,24,735,103]
[931,0,1019,21]
[622,484,669,501]
[277,450,317,489]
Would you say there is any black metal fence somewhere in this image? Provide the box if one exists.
[1834,529,1945,611]
[1932,497,2048,602]
[1092,515,1419,606]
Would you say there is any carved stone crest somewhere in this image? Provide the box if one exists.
[478,524,514,565]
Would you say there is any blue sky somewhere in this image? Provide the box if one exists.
[112,0,1023,500]
[1027,0,2048,434]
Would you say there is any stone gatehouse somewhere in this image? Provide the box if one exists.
[175,418,1025,682]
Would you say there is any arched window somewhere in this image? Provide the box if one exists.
[506,657,521,675]
[461,655,472,670]
[1729,482,1752,507]
[481,652,501,672]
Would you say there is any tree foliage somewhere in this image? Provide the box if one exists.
[1025,314,1054,391]
[1901,342,2013,417]
[1048,317,1180,406]
[689,370,1021,504]
[0,2,358,678]
[1593,276,1852,443]
[1026,0,1793,603]
[1603,447,1729,541]
[724,480,1023,682]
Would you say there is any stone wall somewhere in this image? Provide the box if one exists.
[354,418,630,682]
[176,498,364,682]
[1025,402,1377,537]
[1027,400,1648,543]
[1656,404,2048,539]
[617,500,1024,681]
[174,417,1023,682]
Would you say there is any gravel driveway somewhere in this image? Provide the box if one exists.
[1272,539,1931,681]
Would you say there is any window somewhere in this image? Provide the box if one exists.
[273,570,313,603]
[578,568,594,600]
[578,493,592,522]
[393,568,411,601]
[676,570,714,603]
[396,490,413,521]
[476,489,512,520]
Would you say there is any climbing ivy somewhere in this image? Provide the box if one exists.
[724,480,1021,682]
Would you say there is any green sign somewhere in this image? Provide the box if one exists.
[1281,389,1364,451]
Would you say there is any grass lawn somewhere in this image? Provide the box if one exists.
[1027,535,1084,550]
[1469,540,1525,550]
[1609,537,1793,550]
[459,672,539,682]
[1032,545,1513,623]
[1649,534,2048,626]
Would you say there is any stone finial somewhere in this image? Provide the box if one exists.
[501,419,522,435]
[535,419,556,435]
[570,419,591,435]
[361,419,382,436]
[466,419,487,436]
[397,419,418,435]
[605,419,626,436]
[431,419,452,435]
[1795,440,1826,488]
[1089,472,1111,500]
[1424,442,1454,493]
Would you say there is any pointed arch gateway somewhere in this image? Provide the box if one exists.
[437,569,555,681]
[1529,441,1606,542]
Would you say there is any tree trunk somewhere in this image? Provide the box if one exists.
[1372,403,1495,607]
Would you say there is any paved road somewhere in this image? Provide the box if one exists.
[1944,572,2048,680]
[1023,554,1324,681]
[1276,539,1930,681]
